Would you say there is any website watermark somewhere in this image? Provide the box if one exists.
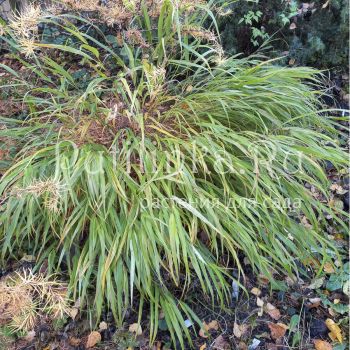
[139,196,302,211]
[53,139,309,178]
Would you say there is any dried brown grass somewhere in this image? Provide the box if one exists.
[0,271,70,333]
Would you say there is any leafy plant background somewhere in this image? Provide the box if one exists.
[219,0,349,71]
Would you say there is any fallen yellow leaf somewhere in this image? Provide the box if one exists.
[233,322,249,338]
[199,344,207,350]
[251,287,261,296]
[325,318,342,343]
[265,303,281,320]
[268,322,288,340]
[199,320,219,338]
[207,320,219,331]
[314,339,333,350]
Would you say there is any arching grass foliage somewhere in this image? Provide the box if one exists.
[0,0,348,347]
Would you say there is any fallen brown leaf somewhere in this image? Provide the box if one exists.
[69,337,81,346]
[199,320,219,338]
[233,322,241,338]
[233,322,249,338]
[68,307,79,320]
[238,341,248,350]
[308,300,321,309]
[86,331,101,349]
[314,339,333,350]
[265,303,281,320]
[257,274,270,285]
[207,320,219,331]
[212,335,230,349]
[330,184,347,195]
[68,298,81,320]
[268,323,288,340]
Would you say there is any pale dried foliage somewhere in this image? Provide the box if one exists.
[61,0,206,26]
[144,64,166,100]
[182,25,217,43]
[125,29,149,47]
[9,4,41,38]
[0,280,37,332]
[7,0,223,58]
[8,4,42,57]
[0,271,70,333]
[18,37,37,57]
[13,178,63,212]
[181,25,225,63]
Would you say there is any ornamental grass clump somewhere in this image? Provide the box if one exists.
[0,0,348,346]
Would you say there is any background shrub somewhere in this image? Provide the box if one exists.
[219,0,349,71]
